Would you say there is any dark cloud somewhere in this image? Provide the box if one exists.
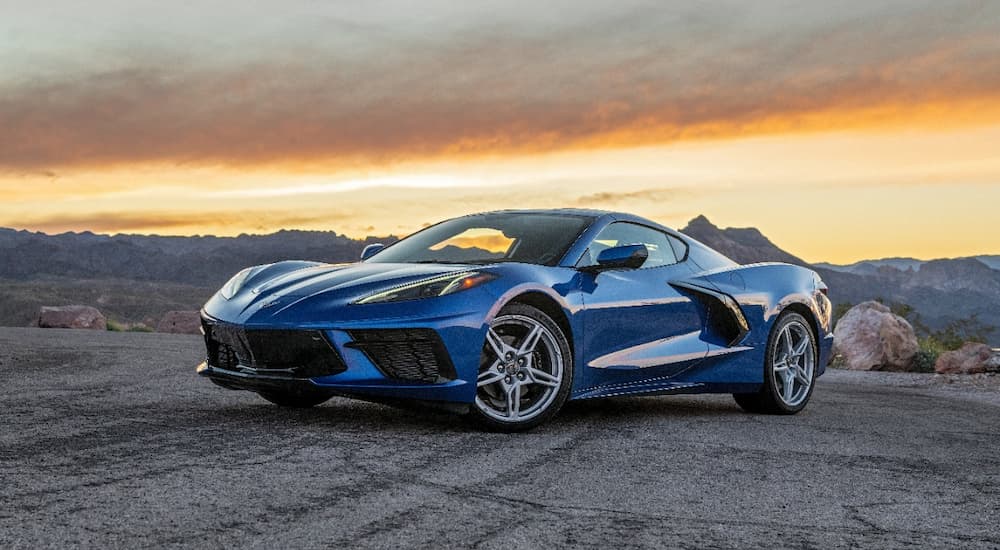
[6,211,341,234]
[1,2,998,171]
[574,188,694,206]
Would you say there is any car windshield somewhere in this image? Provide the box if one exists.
[367,213,594,266]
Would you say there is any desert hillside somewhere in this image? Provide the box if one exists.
[2,219,998,345]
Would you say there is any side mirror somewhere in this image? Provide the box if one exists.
[360,243,385,261]
[591,243,648,271]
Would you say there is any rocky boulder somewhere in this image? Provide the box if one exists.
[935,343,1000,374]
[37,305,107,330]
[833,301,919,371]
[156,311,202,334]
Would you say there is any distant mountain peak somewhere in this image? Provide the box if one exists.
[686,214,715,227]
[680,215,806,266]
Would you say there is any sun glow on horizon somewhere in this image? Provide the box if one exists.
[2,123,999,264]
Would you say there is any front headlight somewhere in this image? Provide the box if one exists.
[355,271,497,305]
[219,268,254,300]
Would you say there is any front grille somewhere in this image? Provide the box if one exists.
[347,329,456,383]
[202,318,347,378]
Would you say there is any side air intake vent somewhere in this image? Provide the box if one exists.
[669,281,750,347]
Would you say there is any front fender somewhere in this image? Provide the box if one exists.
[478,265,583,322]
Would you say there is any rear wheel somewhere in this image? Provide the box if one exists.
[733,312,817,415]
[258,388,333,408]
[468,303,573,432]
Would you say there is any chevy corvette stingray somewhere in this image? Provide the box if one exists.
[197,209,833,431]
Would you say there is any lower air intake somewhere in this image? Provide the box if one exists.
[347,329,457,383]
[202,318,347,378]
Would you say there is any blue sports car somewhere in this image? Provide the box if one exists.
[197,209,833,431]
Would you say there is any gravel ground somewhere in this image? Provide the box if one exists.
[1,327,998,549]
[823,368,1000,407]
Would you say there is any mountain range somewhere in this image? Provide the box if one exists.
[0,228,394,329]
[816,256,1000,274]
[1,218,997,345]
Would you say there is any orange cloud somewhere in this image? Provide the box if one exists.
[1,16,998,172]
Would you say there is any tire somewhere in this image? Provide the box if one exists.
[733,312,817,415]
[258,388,333,408]
[467,303,573,432]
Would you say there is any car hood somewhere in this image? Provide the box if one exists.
[205,261,480,323]
[249,261,474,300]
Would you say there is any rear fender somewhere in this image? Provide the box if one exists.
[677,263,832,347]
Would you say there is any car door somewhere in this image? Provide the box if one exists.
[575,222,708,392]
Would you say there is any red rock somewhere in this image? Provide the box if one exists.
[832,301,918,371]
[935,343,997,374]
[156,311,202,334]
[37,305,107,330]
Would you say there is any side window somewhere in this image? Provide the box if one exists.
[666,233,688,261]
[578,222,679,268]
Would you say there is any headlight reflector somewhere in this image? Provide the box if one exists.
[355,271,497,304]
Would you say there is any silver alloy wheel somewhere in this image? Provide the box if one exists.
[474,314,564,423]
[771,320,815,407]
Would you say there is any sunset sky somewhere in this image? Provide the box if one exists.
[1,0,999,263]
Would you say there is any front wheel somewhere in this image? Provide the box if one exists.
[733,312,817,414]
[468,303,573,432]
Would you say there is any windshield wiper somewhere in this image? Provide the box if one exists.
[401,259,518,265]
[407,260,471,264]
[463,259,522,265]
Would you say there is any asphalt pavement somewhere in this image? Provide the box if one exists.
[1,327,998,549]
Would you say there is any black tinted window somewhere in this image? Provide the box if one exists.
[578,222,679,268]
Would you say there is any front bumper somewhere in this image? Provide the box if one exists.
[197,361,328,393]
[197,303,489,403]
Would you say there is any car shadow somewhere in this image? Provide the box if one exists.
[559,394,742,422]
[202,392,743,434]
